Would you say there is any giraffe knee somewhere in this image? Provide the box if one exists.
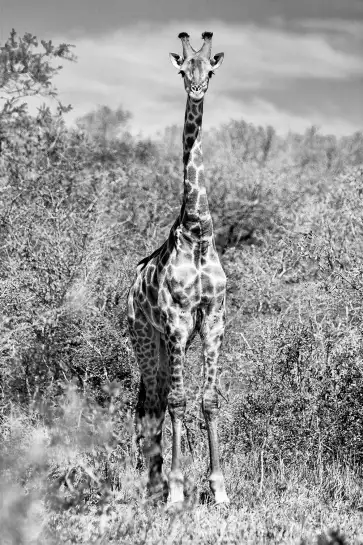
[168,391,186,420]
[202,389,219,419]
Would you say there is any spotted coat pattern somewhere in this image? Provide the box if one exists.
[127,33,229,506]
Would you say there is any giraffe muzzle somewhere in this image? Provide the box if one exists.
[191,84,202,93]
[189,85,205,99]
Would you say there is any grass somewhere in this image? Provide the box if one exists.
[1,350,363,544]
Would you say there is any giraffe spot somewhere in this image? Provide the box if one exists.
[187,165,197,182]
[151,307,161,325]
[134,320,145,333]
[190,223,201,237]
[195,114,202,125]
[198,192,209,212]
[201,273,214,294]
[186,122,195,134]
[188,113,194,121]
[201,220,213,239]
[183,151,191,164]
[147,284,158,304]
[171,346,183,358]
[186,188,198,210]
[194,153,203,168]
[146,266,155,285]
[141,277,148,293]
[186,136,194,149]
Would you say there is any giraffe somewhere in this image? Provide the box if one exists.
[127,31,229,506]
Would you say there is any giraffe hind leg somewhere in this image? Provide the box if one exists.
[129,311,168,501]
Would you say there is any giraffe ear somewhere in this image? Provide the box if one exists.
[211,52,224,70]
[169,53,183,69]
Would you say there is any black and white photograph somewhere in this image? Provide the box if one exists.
[1,0,362,543]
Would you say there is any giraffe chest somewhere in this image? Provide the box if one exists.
[164,261,201,307]
[162,251,226,309]
[130,246,226,335]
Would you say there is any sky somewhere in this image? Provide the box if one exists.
[1,0,362,136]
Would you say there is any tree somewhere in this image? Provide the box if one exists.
[76,105,131,142]
[0,29,75,117]
[76,105,132,165]
[0,29,75,156]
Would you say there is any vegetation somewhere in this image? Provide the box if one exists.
[1,30,363,544]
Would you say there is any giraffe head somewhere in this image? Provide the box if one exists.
[169,32,224,100]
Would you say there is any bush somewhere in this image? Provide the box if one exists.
[227,321,363,466]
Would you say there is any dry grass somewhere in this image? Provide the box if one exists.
[1,366,363,545]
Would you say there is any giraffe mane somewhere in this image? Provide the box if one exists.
[136,220,178,270]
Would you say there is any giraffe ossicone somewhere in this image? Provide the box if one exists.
[128,31,229,506]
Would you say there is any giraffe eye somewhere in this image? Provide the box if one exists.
[179,70,185,77]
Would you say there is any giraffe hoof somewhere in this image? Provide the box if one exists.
[168,471,184,505]
[214,497,230,508]
[214,492,230,505]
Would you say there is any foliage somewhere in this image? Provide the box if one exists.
[228,321,363,465]
[1,28,363,544]
[76,105,134,165]
[0,29,74,128]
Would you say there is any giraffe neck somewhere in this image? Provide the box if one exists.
[180,96,213,240]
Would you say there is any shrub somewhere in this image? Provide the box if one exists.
[227,321,363,466]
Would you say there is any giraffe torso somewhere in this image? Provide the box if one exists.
[128,224,226,337]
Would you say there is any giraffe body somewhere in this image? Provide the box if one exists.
[128,32,229,505]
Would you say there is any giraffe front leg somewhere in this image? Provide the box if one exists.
[165,326,188,505]
[201,307,230,505]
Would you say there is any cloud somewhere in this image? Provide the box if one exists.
[52,20,363,136]
[207,95,360,136]
[295,18,363,37]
